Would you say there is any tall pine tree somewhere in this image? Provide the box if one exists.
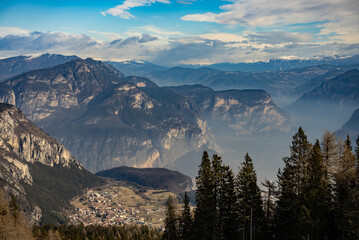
[236,153,265,240]
[275,127,312,240]
[179,192,192,240]
[163,195,179,240]
[304,140,333,240]
[219,165,239,240]
[192,151,216,240]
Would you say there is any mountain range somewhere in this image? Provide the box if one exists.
[0,57,293,177]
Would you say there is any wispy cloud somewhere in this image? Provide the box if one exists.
[139,25,183,36]
[0,27,30,37]
[101,0,170,19]
[181,0,359,43]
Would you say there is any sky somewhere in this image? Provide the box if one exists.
[0,0,359,66]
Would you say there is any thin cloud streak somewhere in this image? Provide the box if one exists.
[101,0,170,19]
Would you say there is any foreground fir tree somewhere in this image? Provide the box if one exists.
[163,195,179,240]
[192,151,216,240]
[219,165,240,240]
[275,127,312,240]
[179,192,192,240]
[236,153,265,240]
[304,140,333,240]
[261,179,276,240]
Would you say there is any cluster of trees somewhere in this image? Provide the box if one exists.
[162,128,359,240]
[32,224,162,240]
[0,192,34,239]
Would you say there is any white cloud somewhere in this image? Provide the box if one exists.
[101,0,170,19]
[181,0,359,43]
[140,25,183,36]
[0,27,30,37]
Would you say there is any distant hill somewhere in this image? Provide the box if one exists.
[0,53,78,82]
[0,103,104,224]
[288,69,359,122]
[96,166,193,194]
[335,108,359,140]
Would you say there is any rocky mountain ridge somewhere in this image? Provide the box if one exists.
[0,53,78,82]
[0,103,102,224]
[0,57,293,175]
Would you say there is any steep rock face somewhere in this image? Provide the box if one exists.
[166,85,292,135]
[0,103,102,224]
[0,53,78,82]
[48,82,215,172]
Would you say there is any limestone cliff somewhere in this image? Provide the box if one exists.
[0,103,102,224]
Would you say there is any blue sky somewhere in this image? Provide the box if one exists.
[0,0,358,65]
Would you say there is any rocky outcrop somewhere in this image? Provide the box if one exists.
[0,103,102,224]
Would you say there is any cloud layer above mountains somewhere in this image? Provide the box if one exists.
[0,0,358,65]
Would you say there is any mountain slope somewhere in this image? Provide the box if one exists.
[96,166,193,194]
[335,108,359,140]
[0,103,104,224]
[0,53,78,82]
[288,69,359,122]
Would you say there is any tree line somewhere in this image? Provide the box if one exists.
[162,127,359,240]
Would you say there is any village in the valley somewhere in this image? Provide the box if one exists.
[68,182,177,229]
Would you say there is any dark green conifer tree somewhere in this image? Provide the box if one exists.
[261,179,276,240]
[192,151,216,240]
[179,192,192,240]
[162,195,179,240]
[219,165,239,240]
[236,153,265,240]
[275,127,312,240]
[304,140,333,240]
